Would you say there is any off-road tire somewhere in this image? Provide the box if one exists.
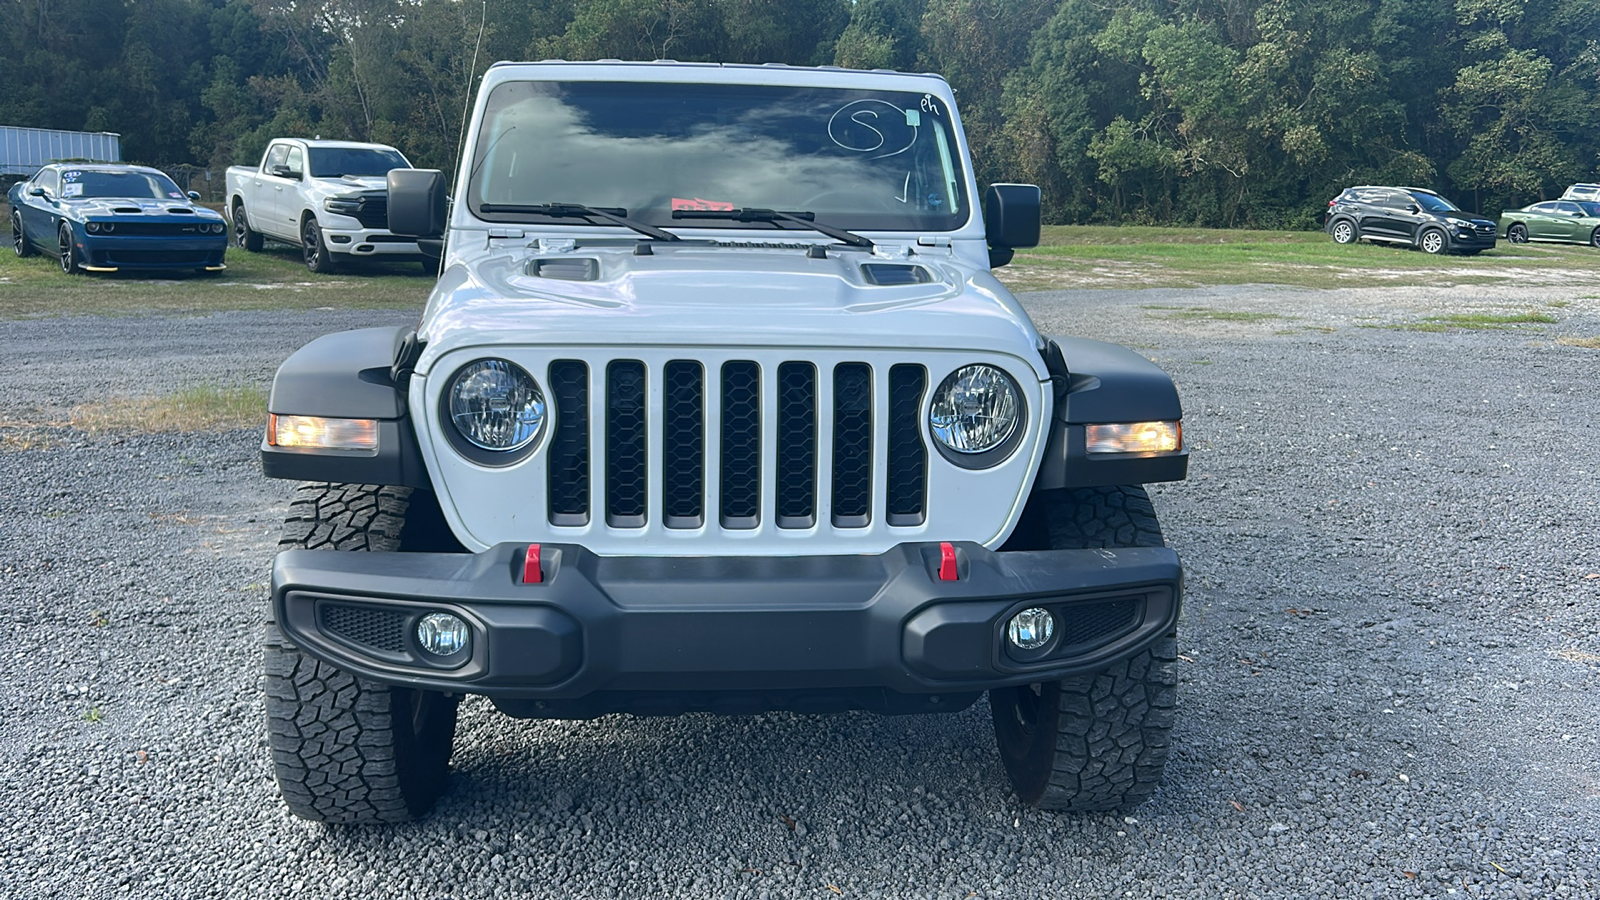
[58,223,82,274]
[12,210,32,257]
[232,200,263,252]
[302,215,337,274]
[1507,223,1529,244]
[1329,219,1356,244]
[265,483,459,824]
[990,485,1179,811]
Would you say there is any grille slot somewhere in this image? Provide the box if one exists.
[320,604,407,654]
[662,361,705,528]
[606,360,647,527]
[831,363,873,527]
[886,364,927,526]
[720,361,762,528]
[776,362,817,528]
[547,360,590,525]
[102,249,214,265]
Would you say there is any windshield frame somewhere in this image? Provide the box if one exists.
[465,78,974,235]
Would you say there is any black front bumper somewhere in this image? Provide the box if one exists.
[272,542,1181,716]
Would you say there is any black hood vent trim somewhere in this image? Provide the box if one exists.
[861,263,933,286]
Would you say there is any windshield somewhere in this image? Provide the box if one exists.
[60,169,184,201]
[468,80,969,232]
[1410,192,1460,213]
[308,148,409,178]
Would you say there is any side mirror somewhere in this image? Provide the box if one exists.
[984,183,1041,268]
[388,169,447,240]
[269,164,293,179]
[1406,204,1420,213]
[29,186,46,197]
[187,191,201,202]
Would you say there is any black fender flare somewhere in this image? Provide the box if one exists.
[1032,336,1188,491]
[261,326,429,486]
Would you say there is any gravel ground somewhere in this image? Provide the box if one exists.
[1,285,1597,899]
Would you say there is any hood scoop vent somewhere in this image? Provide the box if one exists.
[861,263,932,286]
[112,206,141,214]
[529,258,600,282]
[167,207,195,214]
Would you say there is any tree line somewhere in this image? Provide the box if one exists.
[3,0,1596,226]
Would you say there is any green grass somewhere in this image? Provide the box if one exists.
[1,201,432,318]
[1144,306,1286,323]
[1000,225,1600,292]
[1380,311,1559,332]
[71,383,269,432]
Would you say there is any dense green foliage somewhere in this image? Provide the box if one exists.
[2,0,1596,225]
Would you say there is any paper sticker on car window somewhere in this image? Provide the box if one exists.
[62,183,84,198]
[62,171,81,181]
[168,192,183,198]
[672,197,735,211]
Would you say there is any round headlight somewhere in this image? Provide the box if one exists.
[447,359,546,451]
[929,364,1023,456]
[86,222,101,233]
[101,222,114,233]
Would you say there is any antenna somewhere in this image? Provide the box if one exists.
[443,0,488,263]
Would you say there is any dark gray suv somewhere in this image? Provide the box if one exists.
[1324,186,1497,255]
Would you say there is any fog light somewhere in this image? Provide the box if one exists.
[1007,608,1054,650]
[416,613,469,657]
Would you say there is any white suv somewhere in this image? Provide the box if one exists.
[258,61,1192,824]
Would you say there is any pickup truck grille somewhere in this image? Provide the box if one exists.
[351,196,388,230]
[542,358,928,530]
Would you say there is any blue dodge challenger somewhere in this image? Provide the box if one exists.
[9,164,229,274]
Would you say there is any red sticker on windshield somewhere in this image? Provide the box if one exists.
[672,197,735,211]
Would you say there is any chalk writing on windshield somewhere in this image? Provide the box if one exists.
[827,99,919,160]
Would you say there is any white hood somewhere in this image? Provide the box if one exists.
[414,242,1046,379]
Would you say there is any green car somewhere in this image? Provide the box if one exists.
[1500,199,1600,247]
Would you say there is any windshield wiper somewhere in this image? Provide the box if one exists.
[478,202,681,242]
[670,208,873,249]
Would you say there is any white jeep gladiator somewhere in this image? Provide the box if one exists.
[260,61,1190,824]
[225,138,421,272]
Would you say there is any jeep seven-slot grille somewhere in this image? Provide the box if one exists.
[548,359,928,531]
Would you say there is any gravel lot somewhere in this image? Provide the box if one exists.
[1,283,1597,899]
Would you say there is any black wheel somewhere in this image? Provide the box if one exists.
[1590,227,1599,249]
[232,200,263,252]
[265,483,459,824]
[1419,228,1447,255]
[57,223,83,274]
[1329,219,1356,244]
[990,485,1179,811]
[11,210,32,257]
[302,216,337,273]
[1507,223,1528,244]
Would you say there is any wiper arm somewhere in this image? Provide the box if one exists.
[671,208,873,249]
[478,202,681,242]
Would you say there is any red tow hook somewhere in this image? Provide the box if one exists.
[938,542,959,581]
[522,543,543,584]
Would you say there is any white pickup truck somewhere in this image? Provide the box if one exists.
[225,138,421,272]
